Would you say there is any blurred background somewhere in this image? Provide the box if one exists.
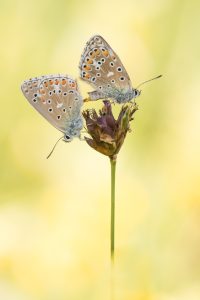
[0,0,200,299]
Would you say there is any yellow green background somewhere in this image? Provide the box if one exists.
[0,0,200,299]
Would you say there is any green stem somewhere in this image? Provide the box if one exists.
[110,155,117,263]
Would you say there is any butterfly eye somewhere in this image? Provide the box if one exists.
[64,134,71,142]
[134,89,140,97]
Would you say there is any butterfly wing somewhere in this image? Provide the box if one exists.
[21,74,83,134]
[79,35,132,95]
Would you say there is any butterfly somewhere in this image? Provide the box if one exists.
[21,74,83,142]
[79,35,161,104]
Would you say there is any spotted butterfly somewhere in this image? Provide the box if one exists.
[21,74,83,142]
[79,35,141,104]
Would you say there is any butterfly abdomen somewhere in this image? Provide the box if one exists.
[88,88,138,103]
[88,90,105,101]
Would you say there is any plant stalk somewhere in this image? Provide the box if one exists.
[110,155,117,263]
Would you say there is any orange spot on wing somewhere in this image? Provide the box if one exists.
[103,50,109,57]
[85,73,91,79]
[41,96,46,103]
[55,79,59,85]
[89,52,96,58]
[83,65,92,71]
[71,82,76,88]
[62,79,67,85]
[87,59,93,64]
[95,49,100,55]
[49,80,53,85]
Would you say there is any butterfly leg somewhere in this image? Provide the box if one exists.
[129,99,137,105]
[83,97,93,103]
[110,100,115,105]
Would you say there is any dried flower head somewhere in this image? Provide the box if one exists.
[82,101,138,159]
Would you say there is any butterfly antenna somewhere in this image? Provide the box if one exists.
[136,75,162,89]
[46,136,63,159]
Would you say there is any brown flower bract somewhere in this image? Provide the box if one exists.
[82,101,138,158]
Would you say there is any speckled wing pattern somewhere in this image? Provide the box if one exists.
[79,35,133,97]
[21,74,83,133]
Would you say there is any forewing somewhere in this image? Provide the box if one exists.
[79,35,132,94]
[21,74,83,133]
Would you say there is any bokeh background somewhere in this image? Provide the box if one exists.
[1,0,200,299]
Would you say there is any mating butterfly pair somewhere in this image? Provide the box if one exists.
[21,35,158,143]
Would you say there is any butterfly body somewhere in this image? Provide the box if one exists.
[63,116,83,142]
[21,74,83,141]
[88,87,140,103]
[79,35,141,103]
